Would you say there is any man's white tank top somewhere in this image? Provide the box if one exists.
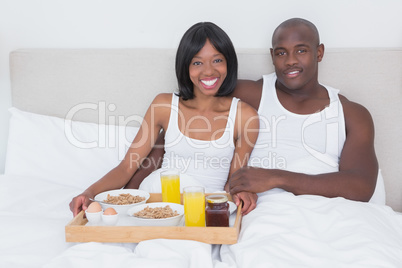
[160,93,239,192]
[249,73,346,176]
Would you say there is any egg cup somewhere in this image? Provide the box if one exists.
[102,213,119,226]
[85,210,102,224]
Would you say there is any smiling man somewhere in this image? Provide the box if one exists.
[228,18,378,205]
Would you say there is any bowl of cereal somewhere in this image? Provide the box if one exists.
[126,202,184,226]
[94,189,150,215]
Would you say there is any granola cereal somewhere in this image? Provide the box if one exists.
[133,205,179,219]
[103,193,145,205]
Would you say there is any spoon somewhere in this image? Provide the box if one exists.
[89,198,111,205]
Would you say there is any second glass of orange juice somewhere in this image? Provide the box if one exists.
[160,169,181,204]
[183,186,205,227]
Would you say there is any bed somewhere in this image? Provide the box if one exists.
[1,48,402,267]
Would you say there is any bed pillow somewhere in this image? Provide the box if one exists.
[5,107,139,189]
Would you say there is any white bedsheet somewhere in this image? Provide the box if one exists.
[0,174,80,268]
[220,192,402,267]
[1,174,402,268]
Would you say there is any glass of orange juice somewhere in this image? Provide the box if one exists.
[160,169,181,204]
[183,186,205,227]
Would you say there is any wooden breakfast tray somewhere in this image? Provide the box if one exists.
[65,193,242,244]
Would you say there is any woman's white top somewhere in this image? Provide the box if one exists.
[139,93,239,193]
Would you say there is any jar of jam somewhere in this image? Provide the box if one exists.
[205,195,230,227]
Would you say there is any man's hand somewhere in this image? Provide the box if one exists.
[229,166,277,196]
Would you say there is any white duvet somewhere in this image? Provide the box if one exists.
[1,174,402,268]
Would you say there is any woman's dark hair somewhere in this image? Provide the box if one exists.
[175,22,238,100]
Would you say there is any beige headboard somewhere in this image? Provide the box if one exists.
[9,48,402,212]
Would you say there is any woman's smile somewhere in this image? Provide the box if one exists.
[201,77,219,88]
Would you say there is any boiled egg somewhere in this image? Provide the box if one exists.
[103,207,117,215]
[87,201,102,213]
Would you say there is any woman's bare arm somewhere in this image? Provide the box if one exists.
[70,94,171,216]
[225,100,259,215]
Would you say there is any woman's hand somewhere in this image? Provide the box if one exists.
[232,191,257,215]
[69,193,92,217]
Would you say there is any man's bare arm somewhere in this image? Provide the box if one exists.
[231,79,263,110]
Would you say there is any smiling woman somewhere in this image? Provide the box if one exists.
[189,39,227,97]
[69,21,260,217]
[175,22,238,101]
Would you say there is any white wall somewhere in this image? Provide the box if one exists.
[0,0,401,173]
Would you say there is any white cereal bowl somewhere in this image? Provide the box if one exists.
[126,202,184,227]
[94,189,150,215]
[85,210,102,224]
